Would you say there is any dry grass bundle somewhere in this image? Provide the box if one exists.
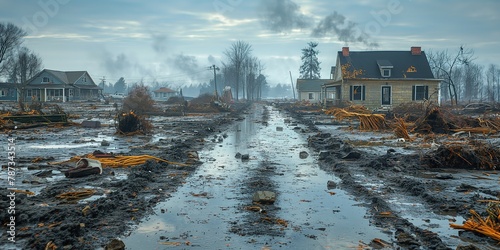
[325,108,387,131]
[393,117,411,141]
[479,117,500,131]
[56,188,96,201]
[67,154,189,168]
[450,203,500,242]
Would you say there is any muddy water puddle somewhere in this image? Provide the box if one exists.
[123,104,391,249]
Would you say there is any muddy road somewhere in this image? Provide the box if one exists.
[1,101,498,249]
[123,104,390,249]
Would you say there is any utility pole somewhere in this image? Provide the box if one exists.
[98,76,106,99]
[209,65,220,98]
[289,71,296,99]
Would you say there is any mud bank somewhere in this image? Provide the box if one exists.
[281,103,500,250]
[0,102,249,250]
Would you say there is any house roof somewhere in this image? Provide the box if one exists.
[154,87,176,93]
[43,69,88,84]
[338,50,435,79]
[0,82,18,88]
[34,69,95,83]
[296,79,334,92]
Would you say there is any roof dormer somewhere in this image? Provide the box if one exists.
[377,60,393,78]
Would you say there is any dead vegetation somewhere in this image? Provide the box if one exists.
[451,203,500,242]
[424,140,500,170]
[325,106,387,131]
[117,84,156,135]
[116,111,152,135]
[187,93,231,113]
[55,151,189,168]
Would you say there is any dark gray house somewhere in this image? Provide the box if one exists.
[24,69,102,102]
[0,83,18,101]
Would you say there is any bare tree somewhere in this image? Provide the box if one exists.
[486,64,499,102]
[428,46,474,105]
[223,40,252,101]
[0,23,27,75]
[462,63,483,102]
[7,47,42,111]
[244,56,259,100]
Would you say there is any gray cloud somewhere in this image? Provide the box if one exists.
[312,11,379,48]
[258,0,312,32]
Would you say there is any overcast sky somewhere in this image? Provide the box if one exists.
[1,0,499,88]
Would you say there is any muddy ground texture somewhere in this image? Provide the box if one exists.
[279,102,500,250]
[1,100,500,250]
[0,100,249,250]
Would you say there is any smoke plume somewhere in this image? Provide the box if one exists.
[312,11,378,47]
[258,0,378,47]
[102,52,131,75]
[151,34,168,54]
[258,0,312,32]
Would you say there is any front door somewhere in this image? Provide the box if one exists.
[381,86,391,105]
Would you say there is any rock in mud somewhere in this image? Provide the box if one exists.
[299,151,309,159]
[276,126,283,131]
[252,191,276,204]
[435,173,453,180]
[105,238,125,250]
[456,245,482,250]
[241,154,250,161]
[235,152,242,159]
[342,151,361,160]
[81,120,101,128]
[101,140,110,146]
[318,151,331,160]
[327,180,337,189]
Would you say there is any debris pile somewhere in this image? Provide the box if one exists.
[325,107,387,130]
[117,84,156,134]
[0,104,69,130]
[188,93,231,113]
[424,140,500,170]
[116,111,147,134]
[414,107,456,134]
[60,151,189,168]
[55,188,96,202]
[451,203,500,242]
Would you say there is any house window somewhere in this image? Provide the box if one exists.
[83,77,87,82]
[350,85,365,101]
[42,77,50,83]
[382,69,391,77]
[412,85,429,100]
[308,93,314,99]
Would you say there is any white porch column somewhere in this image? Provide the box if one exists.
[44,88,47,102]
[62,88,66,102]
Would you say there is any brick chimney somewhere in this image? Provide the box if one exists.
[411,46,421,55]
[342,47,349,57]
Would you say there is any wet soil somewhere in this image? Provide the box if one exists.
[282,103,500,250]
[0,101,249,249]
[1,101,499,249]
